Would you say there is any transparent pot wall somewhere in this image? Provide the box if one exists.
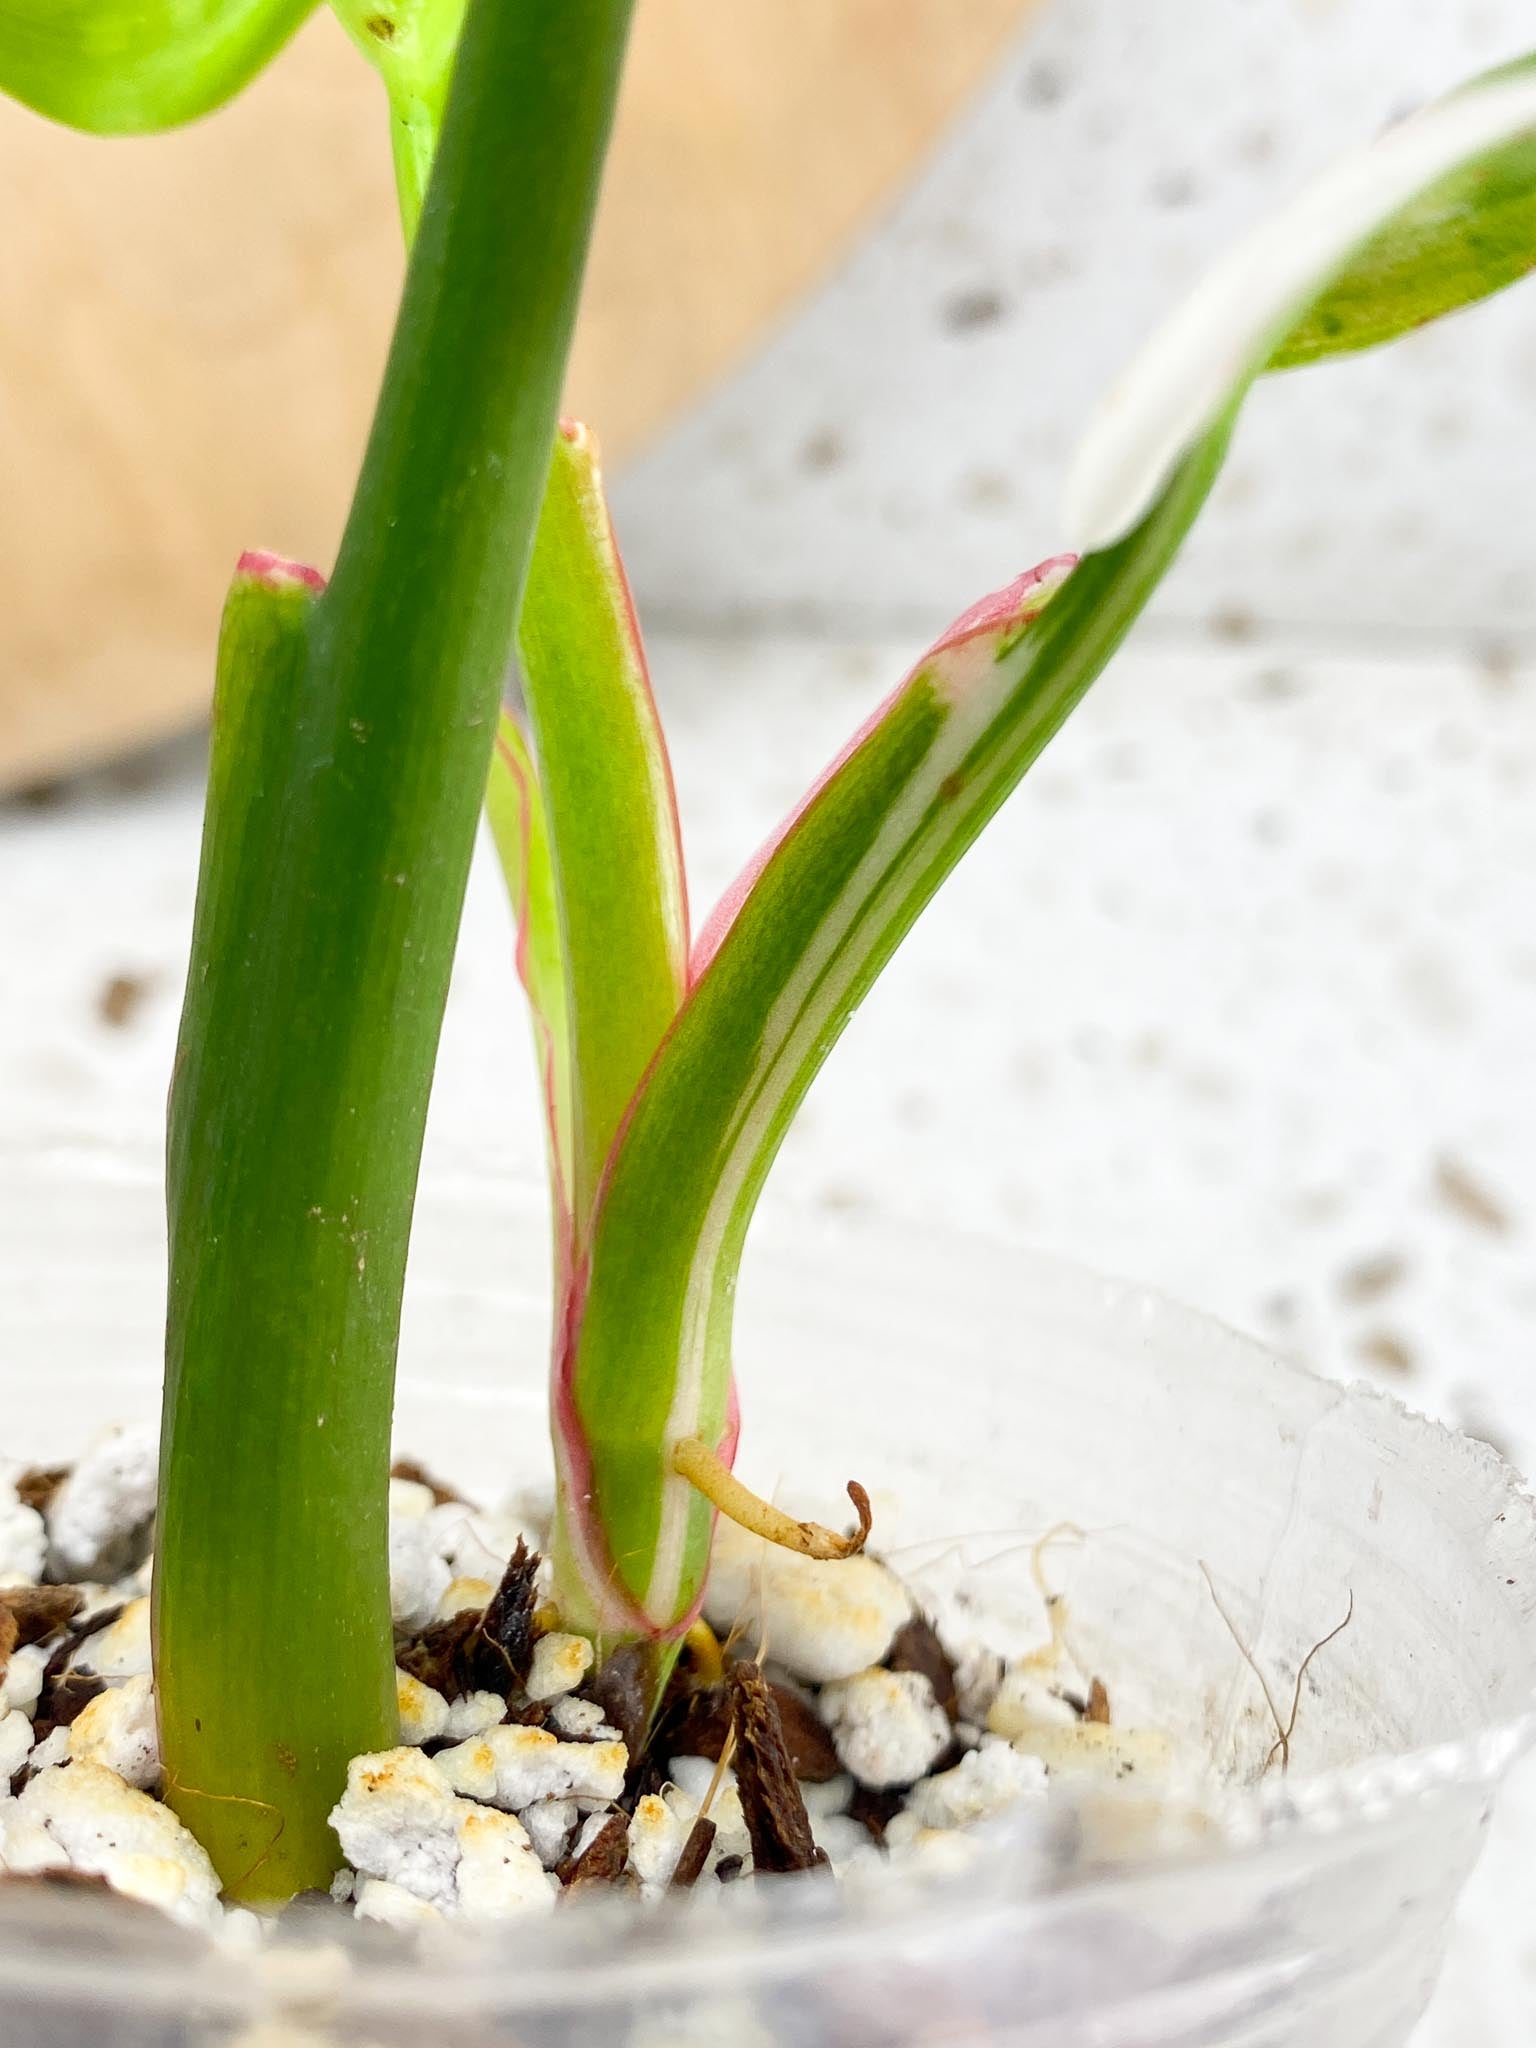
[3,1147,1534,2048]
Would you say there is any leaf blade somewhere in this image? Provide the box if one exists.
[1272,57,1536,369]
[1066,60,1536,552]
[0,0,314,133]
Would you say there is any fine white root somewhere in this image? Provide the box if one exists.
[1199,1560,1355,1774]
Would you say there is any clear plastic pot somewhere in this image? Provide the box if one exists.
[3,1146,1534,2047]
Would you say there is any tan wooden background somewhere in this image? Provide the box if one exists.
[0,1,1038,788]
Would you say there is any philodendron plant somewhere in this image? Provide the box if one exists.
[6,1,1536,1905]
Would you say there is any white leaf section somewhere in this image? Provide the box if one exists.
[1064,72,1536,554]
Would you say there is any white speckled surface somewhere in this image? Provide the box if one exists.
[19,633,1534,1460]
[617,0,1536,648]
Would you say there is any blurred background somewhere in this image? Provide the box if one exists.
[3,2,1535,2033]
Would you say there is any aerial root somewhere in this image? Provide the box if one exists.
[671,1436,872,1560]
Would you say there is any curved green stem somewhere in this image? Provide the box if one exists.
[156,0,635,1901]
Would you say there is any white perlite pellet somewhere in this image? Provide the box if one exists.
[819,1668,951,1789]
[0,1642,48,1718]
[662,1756,751,1871]
[354,1876,443,1930]
[329,1747,554,1922]
[426,1502,535,1585]
[547,1696,618,1741]
[986,1656,1093,1740]
[809,1811,874,1872]
[26,1727,70,1773]
[435,1576,493,1621]
[388,1479,437,1521]
[799,1773,854,1822]
[390,1491,546,1631]
[396,1672,449,1747]
[45,1425,158,1582]
[702,1521,912,1685]
[525,1632,593,1702]
[0,1708,33,1781]
[1,1762,219,1926]
[72,1596,151,1681]
[68,1672,161,1790]
[455,1803,561,1919]
[0,1470,46,1585]
[443,1691,506,1741]
[521,1798,578,1870]
[432,1725,627,1811]
[388,1517,452,1632]
[627,1793,686,1897]
[894,1737,1047,1835]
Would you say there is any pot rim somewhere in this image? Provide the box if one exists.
[3,1148,1535,1996]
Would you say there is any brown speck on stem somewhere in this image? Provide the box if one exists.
[364,13,396,39]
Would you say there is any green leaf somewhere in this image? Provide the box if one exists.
[156,0,637,1900]
[1067,58,1536,551]
[486,708,575,1224]
[1273,56,1536,370]
[0,0,314,133]
[515,424,689,1236]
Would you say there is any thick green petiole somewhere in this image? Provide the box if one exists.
[156,0,636,1901]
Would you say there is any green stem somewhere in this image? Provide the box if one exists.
[156,0,635,1902]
